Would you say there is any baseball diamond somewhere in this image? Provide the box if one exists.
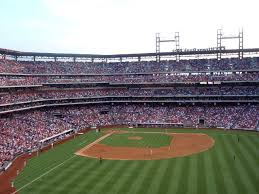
[0,10,259,194]
[0,127,258,194]
[76,131,215,160]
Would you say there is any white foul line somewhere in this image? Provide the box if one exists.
[75,132,114,155]
[12,132,114,194]
[12,155,76,194]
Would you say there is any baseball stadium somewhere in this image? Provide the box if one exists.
[0,1,259,194]
[0,32,259,193]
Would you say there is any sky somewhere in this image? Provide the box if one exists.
[0,0,258,54]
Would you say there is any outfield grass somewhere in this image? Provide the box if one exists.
[14,128,259,194]
[100,133,172,148]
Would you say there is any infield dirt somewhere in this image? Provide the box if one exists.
[76,132,215,160]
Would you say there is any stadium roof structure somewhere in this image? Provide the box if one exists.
[1,48,259,62]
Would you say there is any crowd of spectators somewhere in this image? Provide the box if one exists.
[111,105,258,129]
[0,86,257,105]
[0,57,258,168]
[1,57,259,74]
[0,110,74,168]
[0,104,258,168]
[0,72,258,86]
[0,57,258,86]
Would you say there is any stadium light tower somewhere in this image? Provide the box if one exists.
[156,32,180,62]
[217,29,244,60]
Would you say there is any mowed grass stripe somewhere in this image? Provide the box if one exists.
[239,136,259,181]
[125,161,156,194]
[100,161,139,194]
[210,137,228,194]
[215,135,239,194]
[135,161,160,194]
[220,135,247,194]
[147,159,172,194]
[67,161,110,194]
[92,161,130,194]
[34,157,86,193]
[166,157,187,194]
[227,136,259,194]
[239,136,259,168]
[156,159,178,194]
[197,153,207,194]
[42,156,85,180]
[15,132,101,187]
[21,178,48,194]
[57,162,101,194]
[40,158,99,194]
[225,135,258,194]
[71,160,116,193]
[243,135,259,161]
[186,155,198,194]
[15,154,71,187]
[112,161,144,194]
[15,132,102,191]
[135,161,162,194]
[204,148,219,194]
[61,160,124,194]
[15,155,77,194]
[174,157,191,194]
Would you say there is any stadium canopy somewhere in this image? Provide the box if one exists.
[1,48,259,62]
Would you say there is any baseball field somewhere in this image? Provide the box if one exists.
[13,128,259,194]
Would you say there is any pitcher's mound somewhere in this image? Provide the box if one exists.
[128,136,143,140]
